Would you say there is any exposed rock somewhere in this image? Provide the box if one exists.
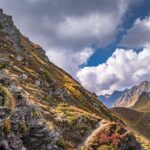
[35,46,49,63]
[39,68,44,72]
[0,71,7,81]
[0,70,9,85]
[0,139,9,150]
[22,74,28,80]
[8,83,22,93]
[0,9,21,51]
[0,108,12,123]
[16,55,24,62]
[35,80,40,86]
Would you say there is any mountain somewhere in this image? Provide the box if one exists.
[99,91,123,108]
[112,107,150,139]
[0,9,143,150]
[132,92,150,112]
[114,81,150,108]
[99,81,150,108]
[112,92,150,149]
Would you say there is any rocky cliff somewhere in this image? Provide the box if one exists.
[0,9,142,150]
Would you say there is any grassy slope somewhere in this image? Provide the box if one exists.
[132,92,150,112]
[20,35,118,120]
[112,107,150,149]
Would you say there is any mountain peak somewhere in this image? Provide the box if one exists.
[114,81,150,108]
[0,9,21,51]
[0,8,3,14]
[139,80,150,88]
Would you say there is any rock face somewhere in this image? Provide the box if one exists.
[0,9,142,150]
[0,9,21,51]
[0,75,59,150]
[114,81,150,108]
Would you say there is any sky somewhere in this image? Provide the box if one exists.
[0,0,150,95]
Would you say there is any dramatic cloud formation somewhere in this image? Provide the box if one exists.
[0,0,147,95]
[77,48,150,95]
[0,0,135,75]
[121,16,150,48]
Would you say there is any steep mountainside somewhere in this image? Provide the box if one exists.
[0,9,142,150]
[114,81,150,108]
[132,92,150,112]
[112,107,150,141]
[99,91,123,108]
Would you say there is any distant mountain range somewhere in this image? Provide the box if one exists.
[114,81,150,108]
[112,84,150,147]
[99,81,150,108]
[99,91,123,108]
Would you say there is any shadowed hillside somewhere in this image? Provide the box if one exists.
[132,92,150,112]
[112,107,150,149]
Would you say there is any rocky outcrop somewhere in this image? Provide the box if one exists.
[0,70,59,149]
[0,9,22,51]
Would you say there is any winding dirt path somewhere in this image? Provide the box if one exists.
[77,119,107,150]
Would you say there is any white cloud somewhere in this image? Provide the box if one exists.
[57,13,120,47]
[0,0,132,76]
[46,47,94,76]
[77,48,150,95]
[121,16,150,48]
